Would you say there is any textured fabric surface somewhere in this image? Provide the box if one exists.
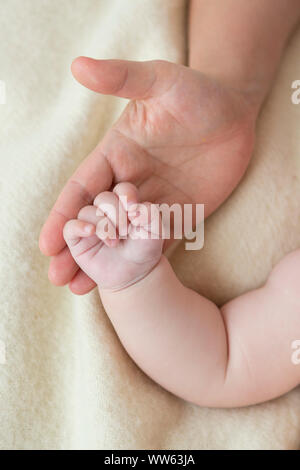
[0,0,299,450]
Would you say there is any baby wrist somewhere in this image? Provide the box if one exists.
[98,255,164,295]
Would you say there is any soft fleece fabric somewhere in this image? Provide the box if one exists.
[0,0,299,450]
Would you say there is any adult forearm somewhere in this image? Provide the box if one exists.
[188,0,300,109]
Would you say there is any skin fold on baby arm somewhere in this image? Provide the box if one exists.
[63,183,300,408]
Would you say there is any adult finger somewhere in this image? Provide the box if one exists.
[71,57,181,100]
[69,269,97,295]
[39,147,113,257]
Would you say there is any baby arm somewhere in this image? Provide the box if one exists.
[102,254,300,408]
[63,183,300,408]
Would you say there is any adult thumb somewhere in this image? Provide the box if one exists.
[71,56,179,100]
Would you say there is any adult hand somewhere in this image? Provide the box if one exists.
[39,57,257,294]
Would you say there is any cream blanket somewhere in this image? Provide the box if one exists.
[0,0,299,450]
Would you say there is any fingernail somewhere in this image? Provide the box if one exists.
[84,224,94,234]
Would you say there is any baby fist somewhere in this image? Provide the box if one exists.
[63,182,163,291]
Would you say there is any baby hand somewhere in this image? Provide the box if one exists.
[63,182,163,290]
